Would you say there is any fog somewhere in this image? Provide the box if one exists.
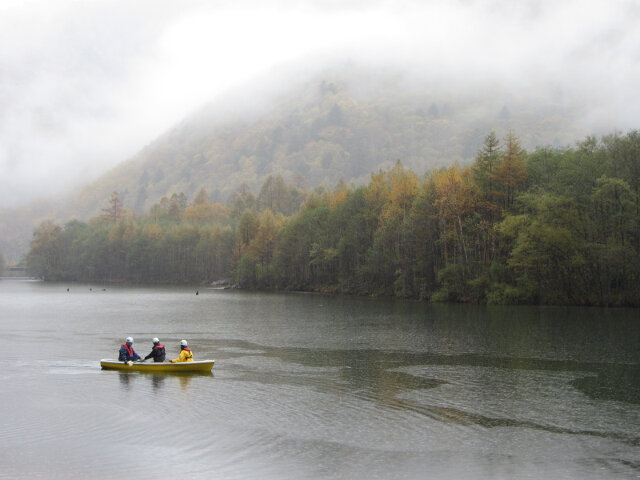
[1,0,639,208]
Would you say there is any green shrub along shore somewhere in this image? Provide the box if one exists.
[27,131,640,306]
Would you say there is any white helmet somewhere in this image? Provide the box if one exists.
[152,338,160,344]
[180,339,188,347]
[125,337,134,344]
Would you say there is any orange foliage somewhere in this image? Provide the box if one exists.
[490,131,527,209]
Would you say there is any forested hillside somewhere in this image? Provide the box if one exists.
[0,69,606,264]
[73,71,587,217]
[26,130,640,306]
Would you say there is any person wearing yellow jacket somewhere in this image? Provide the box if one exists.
[171,339,194,362]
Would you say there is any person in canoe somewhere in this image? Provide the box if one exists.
[171,339,193,362]
[118,337,142,363]
[143,338,166,362]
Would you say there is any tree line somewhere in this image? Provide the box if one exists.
[27,130,640,306]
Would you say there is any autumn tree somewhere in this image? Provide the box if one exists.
[328,187,370,291]
[168,193,187,221]
[257,175,287,213]
[382,162,419,296]
[384,161,419,221]
[330,178,351,209]
[193,187,210,205]
[228,183,257,219]
[432,166,477,267]
[247,209,284,286]
[101,191,123,222]
[363,170,391,232]
[491,131,527,210]
[183,201,231,224]
[182,187,231,225]
[257,174,305,216]
[232,209,260,282]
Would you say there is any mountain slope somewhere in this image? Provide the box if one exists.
[1,68,595,262]
[74,70,588,216]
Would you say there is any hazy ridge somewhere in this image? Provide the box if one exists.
[0,68,597,262]
[79,70,589,214]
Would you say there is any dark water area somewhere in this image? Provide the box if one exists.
[0,279,638,479]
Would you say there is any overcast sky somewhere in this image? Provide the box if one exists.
[1,0,639,208]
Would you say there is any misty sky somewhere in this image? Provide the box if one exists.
[1,0,639,208]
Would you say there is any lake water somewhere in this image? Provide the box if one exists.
[0,279,638,479]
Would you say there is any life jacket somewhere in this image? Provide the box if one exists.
[152,344,166,362]
[121,343,134,357]
[182,347,193,361]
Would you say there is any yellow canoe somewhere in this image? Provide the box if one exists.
[100,359,214,373]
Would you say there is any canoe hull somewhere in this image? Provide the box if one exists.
[100,359,214,373]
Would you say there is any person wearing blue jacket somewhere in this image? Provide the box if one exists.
[118,337,141,362]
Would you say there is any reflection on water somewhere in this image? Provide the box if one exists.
[151,374,166,391]
[117,371,209,392]
[0,280,638,480]
[219,339,640,407]
[570,364,640,405]
[118,371,131,390]
[216,339,640,448]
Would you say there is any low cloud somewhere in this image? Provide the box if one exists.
[0,0,638,207]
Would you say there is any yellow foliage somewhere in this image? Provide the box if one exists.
[108,219,137,243]
[122,223,137,243]
[330,180,351,209]
[247,208,284,261]
[364,171,389,210]
[432,166,478,220]
[183,202,231,224]
[108,224,121,243]
[143,224,162,241]
[369,162,420,223]
[330,190,349,208]
[388,163,418,213]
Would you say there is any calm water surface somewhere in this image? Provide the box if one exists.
[0,279,638,479]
